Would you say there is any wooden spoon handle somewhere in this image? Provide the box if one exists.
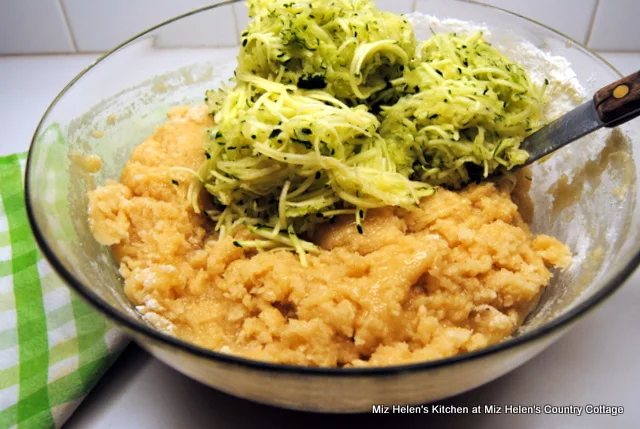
[593,69,640,128]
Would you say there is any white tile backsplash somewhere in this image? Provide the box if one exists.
[599,52,640,75]
[476,0,598,44]
[375,0,415,14]
[588,0,640,51]
[61,0,236,52]
[233,2,250,33]
[1,0,638,54]
[0,0,74,54]
[154,4,239,48]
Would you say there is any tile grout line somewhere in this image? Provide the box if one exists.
[57,0,79,53]
[412,0,419,12]
[584,0,601,48]
[231,4,242,46]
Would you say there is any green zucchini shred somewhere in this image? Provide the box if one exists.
[380,31,546,188]
[194,0,548,264]
[240,0,415,104]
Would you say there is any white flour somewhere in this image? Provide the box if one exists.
[406,12,585,121]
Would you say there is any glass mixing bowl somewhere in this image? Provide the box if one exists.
[25,0,639,412]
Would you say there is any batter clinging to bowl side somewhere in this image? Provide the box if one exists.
[87,0,572,367]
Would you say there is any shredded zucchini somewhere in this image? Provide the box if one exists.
[380,32,546,188]
[192,0,548,264]
[195,73,433,262]
[239,0,415,105]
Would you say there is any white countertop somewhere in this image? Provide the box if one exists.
[1,53,639,428]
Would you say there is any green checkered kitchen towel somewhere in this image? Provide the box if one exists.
[0,152,128,429]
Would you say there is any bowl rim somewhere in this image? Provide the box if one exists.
[25,0,639,376]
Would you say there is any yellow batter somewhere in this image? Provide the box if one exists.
[88,105,571,367]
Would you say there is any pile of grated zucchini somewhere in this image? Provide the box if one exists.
[191,0,547,264]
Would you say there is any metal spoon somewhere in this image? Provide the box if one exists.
[519,69,640,166]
